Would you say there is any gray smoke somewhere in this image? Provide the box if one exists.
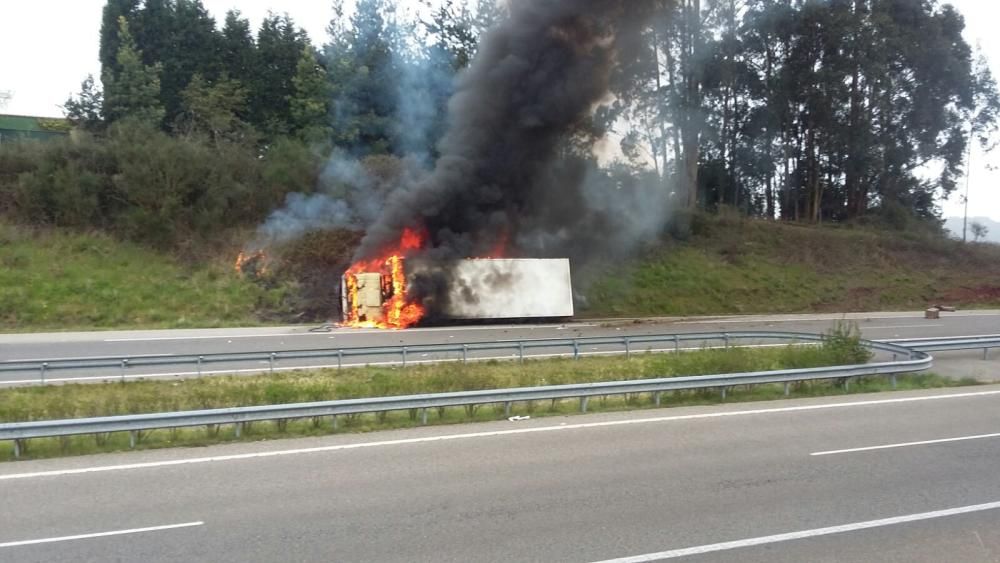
[255,150,428,246]
[357,0,660,263]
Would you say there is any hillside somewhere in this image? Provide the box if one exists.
[583,216,1000,317]
[0,223,290,331]
[3,217,1000,331]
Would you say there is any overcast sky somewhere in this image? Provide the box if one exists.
[0,0,996,220]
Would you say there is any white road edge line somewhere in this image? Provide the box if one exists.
[101,323,597,342]
[0,521,204,548]
[2,389,999,481]
[861,324,943,330]
[811,432,1000,456]
[588,501,1000,562]
[3,353,175,363]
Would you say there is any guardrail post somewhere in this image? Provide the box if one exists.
[519,342,525,364]
[504,402,512,417]
[402,347,408,367]
[720,387,727,401]
[891,375,897,390]
[784,382,790,396]
[235,422,243,438]
[844,378,850,392]
[654,392,661,406]
[40,362,47,385]
[724,333,730,349]
[674,335,680,353]
[573,339,580,360]
[269,353,276,374]
[625,337,631,360]
[13,439,22,459]
[338,350,343,369]
[129,431,137,449]
[580,397,589,413]
[420,408,428,425]
[985,348,990,361]
[196,356,203,376]
[120,359,129,383]
[332,415,338,430]
[462,345,468,364]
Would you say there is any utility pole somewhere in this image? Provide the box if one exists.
[963,126,972,242]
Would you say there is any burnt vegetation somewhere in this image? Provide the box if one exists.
[1,0,999,323]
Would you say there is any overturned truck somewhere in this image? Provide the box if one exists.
[341,258,574,326]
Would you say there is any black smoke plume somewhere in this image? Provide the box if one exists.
[356,0,662,317]
[359,0,655,259]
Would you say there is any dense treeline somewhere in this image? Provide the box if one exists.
[0,0,996,253]
[613,0,999,226]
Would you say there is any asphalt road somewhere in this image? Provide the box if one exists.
[2,385,1000,562]
[1,310,998,384]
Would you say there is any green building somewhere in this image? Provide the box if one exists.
[0,114,71,144]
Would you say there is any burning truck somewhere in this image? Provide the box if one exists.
[340,229,573,328]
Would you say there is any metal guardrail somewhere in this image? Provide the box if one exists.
[8,330,993,385]
[884,335,1000,359]
[0,332,937,458]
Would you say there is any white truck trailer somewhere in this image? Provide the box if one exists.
[342,258,574,325]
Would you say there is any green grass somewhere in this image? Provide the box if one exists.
[0,222,290,330]
[5,215,1000,330]
[2,337,976,461]
[584,216,1000,317]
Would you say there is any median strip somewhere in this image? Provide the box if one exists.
[2,389,999,480]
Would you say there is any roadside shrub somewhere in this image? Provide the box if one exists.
[0,121,321,250]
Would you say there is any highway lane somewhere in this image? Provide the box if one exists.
[2,386,1000,562]
[1,310,998,384]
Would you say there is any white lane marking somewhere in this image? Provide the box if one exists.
[2,389,999,481]
[0,343,802,386]
[886,334,1000,342]
[811,432,1000,456]
[863,324,942,330]
[589,501,1000,562]
[677,311,1000,324]
[102,324,597,342]
[0,521,204,548]
[3,353,175,363]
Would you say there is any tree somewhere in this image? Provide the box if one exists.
[251,13,310,138]
[220,10,256,93]
[420,0,507,71]
[971,221,988,242]
[103,17,165,126]
[289,46,331,143]
[176,73,250,143]
[99,0,140,82]
[133,0,221,125]
[325,0,400,154]
[63,75,105,131]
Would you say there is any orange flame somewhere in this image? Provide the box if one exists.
[342,227,427,329]
[235,250,269,277]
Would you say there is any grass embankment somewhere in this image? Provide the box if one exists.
[0,223,289,330]
[0,340,974,461]
[5,215,1000,331]
[584,215,1000,316]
